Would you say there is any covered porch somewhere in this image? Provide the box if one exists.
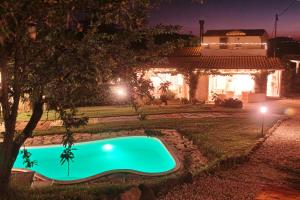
[167,55,285,103]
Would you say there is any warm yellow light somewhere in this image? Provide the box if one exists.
[260,106,268,114]
[114,87,127,97]
[284,108,296,116]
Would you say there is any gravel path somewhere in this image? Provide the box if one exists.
[160,100,300,200]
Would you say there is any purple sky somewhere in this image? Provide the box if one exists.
[150,0,300,39]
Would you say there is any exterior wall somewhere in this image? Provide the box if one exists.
[201,49,267,56]
[195,75,209,101]
[202,35,267,56]
[203,35,266,49]
[267,70,282,97]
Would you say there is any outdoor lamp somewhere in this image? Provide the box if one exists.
[260,106,268,135]
[260,106,268,114]
[115,87,127,97]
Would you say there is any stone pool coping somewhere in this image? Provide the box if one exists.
[12,136,181,185]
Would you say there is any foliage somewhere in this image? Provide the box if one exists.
[212,93,223,106]
[160,91,176,105]
[158,82,175,105]
[281,56,300,96]
[21,148,37,169]
[159,81,171,93]
[60,147,75,165]
[0,0,182,192]
[138,113,147,121]
[144,129,163,137]
[180,98,190,105]
[252,70,270,93]
[212,94,243,108]
[60,146,76,176]
[220,98,243,108]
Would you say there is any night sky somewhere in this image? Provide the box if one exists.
[150,0,300,39]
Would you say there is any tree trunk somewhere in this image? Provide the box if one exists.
[0,141,20,197]
[188,71,199,103]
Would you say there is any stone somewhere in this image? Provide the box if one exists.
[120,187,142,200]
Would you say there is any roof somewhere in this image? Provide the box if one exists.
[204,29,267,37]
[285,54,300,60]
[169,47,202,57]
[168,56,284,70]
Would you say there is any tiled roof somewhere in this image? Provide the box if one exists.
[169,47,202,57]
[168,56,284,70]
[204,29,267,37]
[286,54,300,60]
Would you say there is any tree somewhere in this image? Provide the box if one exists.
[0,0,180,196]
[177,66,216,103]
[252,70,270,93]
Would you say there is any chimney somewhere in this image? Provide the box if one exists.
[199,20,205,45]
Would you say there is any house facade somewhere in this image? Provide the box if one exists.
[145,28,285,103]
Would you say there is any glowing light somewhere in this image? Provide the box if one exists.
[260,106,268,114]
[115,87,126,97]
[232,75,255,94]
[202,42,267,46]
[102,144,113,151]
[284,108,296,116]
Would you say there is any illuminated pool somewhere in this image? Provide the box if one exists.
[13,136,177,183]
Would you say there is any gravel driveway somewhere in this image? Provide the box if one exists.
[160,99,300,200]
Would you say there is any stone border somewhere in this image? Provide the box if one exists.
[13,136,181,185]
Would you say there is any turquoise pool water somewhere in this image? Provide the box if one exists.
[13,136,176,182]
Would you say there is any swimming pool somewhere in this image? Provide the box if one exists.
[13,136,178,183]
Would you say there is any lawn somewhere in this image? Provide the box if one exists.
[33,114,280,162]
[15,104,245,121]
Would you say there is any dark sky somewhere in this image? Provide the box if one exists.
[150,0,300,39]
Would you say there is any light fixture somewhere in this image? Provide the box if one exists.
[259,106,268,135]
[114,86,127,98]
[260,106,268,114]
[102,144,113,151]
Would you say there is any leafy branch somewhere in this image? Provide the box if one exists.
[21,147,37,168]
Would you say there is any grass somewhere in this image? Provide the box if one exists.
[8,105,283,199]
[15,104,244,121]
[34,114,281,162]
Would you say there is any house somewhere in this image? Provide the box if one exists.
[145,23,285,103]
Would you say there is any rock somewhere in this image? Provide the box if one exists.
[139,184,156,200]
[120,187,141,200]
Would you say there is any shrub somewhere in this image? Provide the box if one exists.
[220,98,243,108]
[212,93,243,108]
[138,113,147,121]
[180,98,190,105]
[160,91,176,105]
[144,129,163,137]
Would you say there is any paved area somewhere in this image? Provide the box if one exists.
[160,99,300,200]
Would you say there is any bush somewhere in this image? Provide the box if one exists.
[212,93,243,108]
[160,91,176,105]
[180,98,190,105]
[144,129,163,137]
[220,98,243,108]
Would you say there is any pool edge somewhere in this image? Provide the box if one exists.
[12,136,181,185]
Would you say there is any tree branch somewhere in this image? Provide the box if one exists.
[14,100,44,146]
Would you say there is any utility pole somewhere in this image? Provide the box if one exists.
[274,13,279,38]
[273,0,300,57]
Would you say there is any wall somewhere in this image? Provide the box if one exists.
[195,75,209,101]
